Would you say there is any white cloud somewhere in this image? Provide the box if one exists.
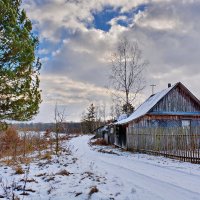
[40,57,49,63]
[40,75,110,104]
[138,18,178,30]
[38,48,49,55]
[52,49,61,57]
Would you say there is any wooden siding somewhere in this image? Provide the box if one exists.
[128,115,200,129]
[151,86,200,113]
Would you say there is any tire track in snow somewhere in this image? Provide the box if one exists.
[70,135,200,200]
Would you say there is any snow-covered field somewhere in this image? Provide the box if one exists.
[1,135,200,200]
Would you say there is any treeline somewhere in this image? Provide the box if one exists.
[11,102,130,134]
[13,122,82,134]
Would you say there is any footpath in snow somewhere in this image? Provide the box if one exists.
[1,135,200,200]
[70,135,200,200]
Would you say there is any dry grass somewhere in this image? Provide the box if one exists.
[2,159,16,166]
[14,165,24,174]
[35,173,46,177]
[56,169,71,176]
[2,157,32,166]
[98,149,119,155]
[18,157,33,165]
[41,152,52,160]
[90,138,108,146]
[0,127,74,169]
[0,128,20,158]
[0,127,53,165]
[89,186,99,196]
[1,127,20,143]
[20,178,38,183]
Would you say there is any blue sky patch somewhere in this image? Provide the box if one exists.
[125,4,147,18]
[117,19,128,27]
[92,4,147,32]
[92,6,121,31]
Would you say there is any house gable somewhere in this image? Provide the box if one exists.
[117,82,200,125]
[149,82,200,114]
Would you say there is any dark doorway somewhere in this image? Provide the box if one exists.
[116,125,127,148]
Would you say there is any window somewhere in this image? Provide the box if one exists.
[182,120,190,128]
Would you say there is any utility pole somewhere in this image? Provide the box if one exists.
[150,84,156,95]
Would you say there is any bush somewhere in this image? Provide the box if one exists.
[42,152,52,160]
[89,186,99,196]
[56,169,71,176]
[0,127,20,160]
[0,127,51,164]
[15,165,24,174]
[90,138,108,146]
[1,127,20,148]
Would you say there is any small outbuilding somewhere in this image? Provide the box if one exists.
[94,123,115,145]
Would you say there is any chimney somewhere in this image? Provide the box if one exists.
[168,83,171,88]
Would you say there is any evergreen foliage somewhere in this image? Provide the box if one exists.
[81,103,96,134]
[122,103,134,115]
[0,0,41,123]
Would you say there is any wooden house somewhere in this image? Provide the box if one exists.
[115,82,200,162]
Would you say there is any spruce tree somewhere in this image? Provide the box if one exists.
[81,104,96,134]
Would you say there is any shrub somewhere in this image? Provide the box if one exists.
[0,127,20,160]
[90,138,108,146]
[1,127,20,149]
[15,165,24,174]
[56,169,71,176]
[89,186,99,196]
[42,152,52,160]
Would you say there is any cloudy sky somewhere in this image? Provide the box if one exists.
[23,0,200,122]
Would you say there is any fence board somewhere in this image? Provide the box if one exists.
[127,126,200,164]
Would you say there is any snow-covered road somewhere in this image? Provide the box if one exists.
[70,135,200,200]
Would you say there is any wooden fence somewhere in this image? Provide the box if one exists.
[127,126,200,164]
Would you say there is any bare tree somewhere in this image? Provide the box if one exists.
[109,100,122,120]
[109,37,148,115]
[54,103,66,155]
[95,102,107,125]
[100,102,106,123]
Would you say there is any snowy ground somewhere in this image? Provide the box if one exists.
[1,135,200,200]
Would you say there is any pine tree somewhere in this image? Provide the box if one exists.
[0,0,41,125]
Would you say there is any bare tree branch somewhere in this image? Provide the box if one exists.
[109,37,148,115]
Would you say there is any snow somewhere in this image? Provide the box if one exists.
[117,113,128,121]
[116,83,177,125]
[1,134,200,200]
